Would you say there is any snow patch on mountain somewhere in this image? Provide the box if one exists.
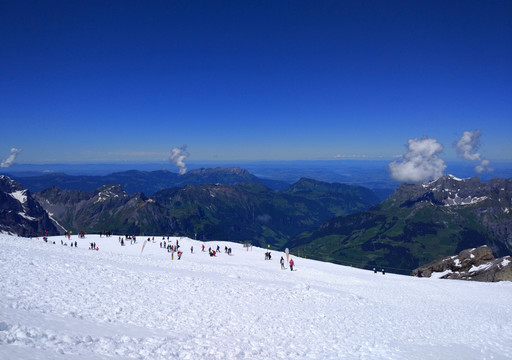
[444,194,488,206]
[16,212,36,221]
[9,190,27,204]
[94,185,127,203]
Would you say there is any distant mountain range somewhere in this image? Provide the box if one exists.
[288,175,512,273]
[2,169,511,275]
[32,177,380,249]
[8,167,289,195]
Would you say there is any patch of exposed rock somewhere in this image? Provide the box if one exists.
[412,246,512,282]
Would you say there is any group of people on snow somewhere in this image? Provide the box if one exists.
[280,256,294,271]
[47,231,303,273]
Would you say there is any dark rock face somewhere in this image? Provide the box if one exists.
[413,245,512,282]
[0,175,59,236]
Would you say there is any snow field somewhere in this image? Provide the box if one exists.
[1,234,511,359]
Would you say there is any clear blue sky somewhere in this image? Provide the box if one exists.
[1,0,511,164]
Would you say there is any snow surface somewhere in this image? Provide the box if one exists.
[9,190,27,204]
[1,234,512,360]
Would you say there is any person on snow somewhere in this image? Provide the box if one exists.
[280,256,285,269]
[289,258,294,271]
[177,251,183,260]
[190,246,194,253]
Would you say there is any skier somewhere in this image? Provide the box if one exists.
[177,251,183,260]
[289,258,294,271]
[280,256,285,269]
[382,269,385,275]
[190,246,193,253]
[373,267,377,274]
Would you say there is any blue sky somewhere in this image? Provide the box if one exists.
[1,0,511,165]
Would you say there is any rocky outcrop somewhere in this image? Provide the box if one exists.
[412,246,512,282]
[0,175,59,236]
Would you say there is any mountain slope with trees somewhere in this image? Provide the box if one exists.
[33,178,380,248]
[288,175,512,274]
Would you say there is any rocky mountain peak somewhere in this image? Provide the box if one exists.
[394,175,512,209]
[95,184,127,202]
[0,174,24,193]
[0,175,59,236]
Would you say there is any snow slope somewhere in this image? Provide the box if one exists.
[1,234,511,360]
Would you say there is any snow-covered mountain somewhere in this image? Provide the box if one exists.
[1,234,511,359]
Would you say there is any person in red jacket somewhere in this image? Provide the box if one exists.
[289,258,294,271]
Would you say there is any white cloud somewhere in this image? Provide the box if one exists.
[389,137,446,183]
[334,154,368,159]
[455,130,492,173]
[169,145,190,175]
[1,148,22,168]
[456,130,482,161]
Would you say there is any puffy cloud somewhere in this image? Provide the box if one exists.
[455,130,492,173]
[456,130,482,161]
[1,148,22,168]
[389,137,446,183]
[169,145,190,175]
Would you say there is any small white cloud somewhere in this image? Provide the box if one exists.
[389,137,446,183]
[169,145,190,175]
[334,154,368,159]
[455,130,492,173]
[1,148,22,168]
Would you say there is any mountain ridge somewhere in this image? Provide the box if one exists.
[29,176,380,248]
[7,167,289,195]
[289,174,512,273]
